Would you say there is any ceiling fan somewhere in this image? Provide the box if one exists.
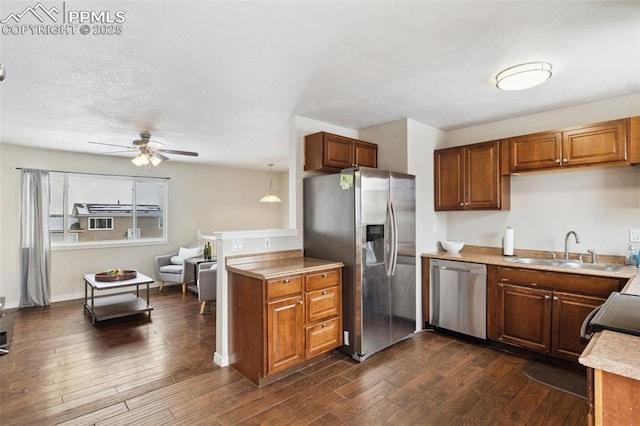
[88,132,199,167]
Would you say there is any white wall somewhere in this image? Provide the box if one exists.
[0,144,287,307]
[406,118,447,329]
[359,119,408,173]
[443,94,640,256]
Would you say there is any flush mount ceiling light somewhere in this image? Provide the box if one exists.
[260,163,281,203]
[496,61,552,91]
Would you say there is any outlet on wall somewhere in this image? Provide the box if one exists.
[630,229,640,243]
[232,239,243,252]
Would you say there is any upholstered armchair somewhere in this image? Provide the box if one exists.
[196,262,217,314]
[154,245,204,293]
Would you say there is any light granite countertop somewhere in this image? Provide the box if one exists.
[423,245,640,381]
[225,249,343,280]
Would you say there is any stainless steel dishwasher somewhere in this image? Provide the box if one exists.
[430,259,487,339]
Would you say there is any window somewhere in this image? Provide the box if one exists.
[49,172,167,247]
[88,217,114,230]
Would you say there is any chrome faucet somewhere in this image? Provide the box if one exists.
[564,231,580,259]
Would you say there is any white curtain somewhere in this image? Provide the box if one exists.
[20,169,51,307]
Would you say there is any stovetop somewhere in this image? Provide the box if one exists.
[590,292,640,337]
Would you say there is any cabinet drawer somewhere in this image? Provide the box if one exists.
[306,286,341,323]
[267,276,302,301]
[497,266,620,297]
[305,317,342,358]
[305,269,341,292]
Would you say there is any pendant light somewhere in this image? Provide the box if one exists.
[260,163,281,203]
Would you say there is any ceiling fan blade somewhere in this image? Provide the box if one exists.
[88,141,135,150]
[153,151,169,161]
[159,149,199,157]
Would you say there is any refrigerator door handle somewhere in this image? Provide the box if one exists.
[389,201,398,276]
[385,201,393,276]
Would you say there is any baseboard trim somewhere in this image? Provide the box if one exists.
[214,352,229,367]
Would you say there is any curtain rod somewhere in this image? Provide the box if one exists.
[15,167,170,180]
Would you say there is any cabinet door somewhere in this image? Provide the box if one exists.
[306,317,341,358]
[267,295,304,374]
[305,286,341,324]
[466,141,502,209]
[434,146,465,211]
[552,291,605,361]
[562,119,628,167]
[498,283,552,353]
[509,131,562,172]
[323,134,354,169]
[354,141,377,168]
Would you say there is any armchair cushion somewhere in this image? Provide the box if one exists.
[178,246,204,259]
[170,256,184,265]
[159,264,183,274]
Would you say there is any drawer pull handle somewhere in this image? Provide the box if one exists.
[283,279,290,284]
[322,290,328,295]
[544,295,550,299]
[322,323,327,327]
[553,296,558,301]
[298,300,303,305]
[322,272,328,278]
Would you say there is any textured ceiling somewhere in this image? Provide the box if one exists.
[1,1,639,171]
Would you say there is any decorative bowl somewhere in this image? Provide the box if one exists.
[440,241,465,253]
[95,270,137,282]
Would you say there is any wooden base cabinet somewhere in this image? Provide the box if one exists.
[229,266,342,386]
[552,291,605,360]
[593,369,640,425]
[498,283,552,353]
[489,266,617,362]
[267,294,305,374]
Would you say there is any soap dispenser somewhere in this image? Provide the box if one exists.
[626,244,638,266]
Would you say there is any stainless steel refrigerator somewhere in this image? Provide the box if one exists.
[303,167,416,361]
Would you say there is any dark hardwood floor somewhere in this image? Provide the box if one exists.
[0,288,587,425]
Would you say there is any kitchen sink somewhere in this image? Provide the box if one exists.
[507,257,624,272]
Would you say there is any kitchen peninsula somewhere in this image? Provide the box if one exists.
[226,249,344,387]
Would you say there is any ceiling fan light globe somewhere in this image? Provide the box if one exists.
[149,155,162,166]
[131,155,145,166]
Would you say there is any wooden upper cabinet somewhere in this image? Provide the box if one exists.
[354,141,378,169]
[305,132,377,172]
[562,121,627,166]
[509,118,629,173]
[434,146,465,210]
[510,131,562,172]
[434,140,509,211]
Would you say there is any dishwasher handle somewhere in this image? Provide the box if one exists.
[435,265,471,274]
